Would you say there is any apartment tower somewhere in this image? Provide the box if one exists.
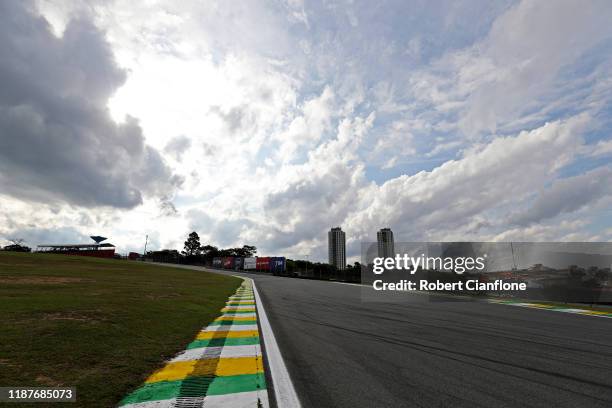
[377,228,395,258]
[328,227,346,270]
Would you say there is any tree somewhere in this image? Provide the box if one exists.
[595,268,611,284]
[200,244,220,264]
[148,249,180,263]
[242,245,257,257]
[232,245,257,257]
[3,238,31,253]
[200,244,219,257]
[3,244,32,252]
[182,232,201,256]
[216,245,257,258]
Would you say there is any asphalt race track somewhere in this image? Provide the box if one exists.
[171,266,612,407]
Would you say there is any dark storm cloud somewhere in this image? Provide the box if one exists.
[0,2,179,208]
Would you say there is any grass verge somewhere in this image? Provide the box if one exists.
[0,252,241,407]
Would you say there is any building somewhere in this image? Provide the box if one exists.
[36,236,116,258]
[328,227,346,270]
[36,243,116,258]
[377,228,395,258]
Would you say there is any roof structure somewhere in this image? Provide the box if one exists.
[37,243,115,250]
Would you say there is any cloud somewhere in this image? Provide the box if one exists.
[209,105,252,135]
[159,197,179,217]
[463,0,612,134]
[508,166,612,226]
[491,220,595,242]
[0,2,179,208]
[187,209,253,248]
[275,86,335,161]
[164,135,192,161]
[4,0,610,259]
[589,139,612,157]
[408,0,612,137]
[372,119,418,169]
[1,226,89,248]
[345,114,591,242]
[260,112,376,250]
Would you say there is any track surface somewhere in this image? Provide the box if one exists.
[167,266,612,407]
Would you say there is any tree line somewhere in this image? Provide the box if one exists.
[147,231,257,264]
[147,231,362,282]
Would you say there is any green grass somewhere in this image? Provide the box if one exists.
[0,252,241,407]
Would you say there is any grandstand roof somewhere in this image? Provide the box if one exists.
[37,243,115,249]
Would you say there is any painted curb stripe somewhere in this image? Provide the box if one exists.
[208,320,257,326]
[120,375,266,406]
[120,281,268,407]
[216,315,257,321]
[195,330,258,339]
[491,300,612,318]
[121,390,269,408]
[221,309,257,314]
[201,325,260,333]
[186,337,260,349]
[221,314,257,317]
[145,356,263,383]
[171,345,262,363]
[222,305,257,310]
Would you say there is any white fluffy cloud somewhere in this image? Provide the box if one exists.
[409,0,612,137]
[347,114,591,239]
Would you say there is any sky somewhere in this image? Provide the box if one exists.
[0,0,611,262]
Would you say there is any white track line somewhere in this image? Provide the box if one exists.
[250,278,302,408]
